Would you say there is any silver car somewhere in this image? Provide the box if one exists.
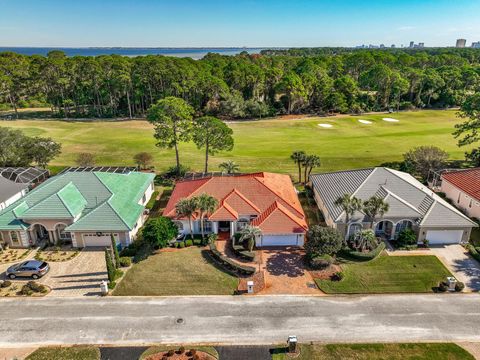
[6,260,50,279]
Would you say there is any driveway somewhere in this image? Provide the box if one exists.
[431,244,480,292]
[258,247,320,295]
[1,249,107,297]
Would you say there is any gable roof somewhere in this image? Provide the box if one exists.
[164,172,307,234]
[0,176,27,205]
[310,167,476,227]
[0,171,155,231]
[441,168,480,202]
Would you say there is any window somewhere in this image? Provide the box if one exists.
[10,231,19,245]
[174,221,184,231]
[142,194,147,204]
[236,218,249,231]
[395,220,413,233]
[348,223,362,238]
[203,221,213,232]
[470,200,473,208]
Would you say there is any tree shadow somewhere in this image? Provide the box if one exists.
[264,249,305,277]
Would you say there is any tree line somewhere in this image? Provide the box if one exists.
[1,48,480,119]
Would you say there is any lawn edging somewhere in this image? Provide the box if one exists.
[340,242,385,261]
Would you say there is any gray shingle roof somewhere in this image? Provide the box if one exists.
[310,167,477,227]
[0,177,27,205]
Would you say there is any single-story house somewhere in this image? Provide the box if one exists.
[0,170,155,248]
[310,167,477,245]
[440,168,480,219]
[0,176,28,211]
[163,172,308,247]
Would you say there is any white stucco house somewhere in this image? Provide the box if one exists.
[440,168,480,220]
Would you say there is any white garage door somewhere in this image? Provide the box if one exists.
[425,230,463,245]
[82,233,119,247]
[260,235,299,247]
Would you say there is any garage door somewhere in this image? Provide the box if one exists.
[82,233,119,247]
[425,230,463,245]
[260,235,299,247]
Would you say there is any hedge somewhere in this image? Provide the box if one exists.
[341,242,385,261]
[209,243,256,276]
[231,235,256,262]
[467,244,480,262]
[146,191,159,210]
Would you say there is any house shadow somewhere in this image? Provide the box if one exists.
[264,248,305,277]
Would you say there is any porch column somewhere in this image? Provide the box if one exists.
[230,221,236,239]
[49,230,56,245]
[390,223,397,240]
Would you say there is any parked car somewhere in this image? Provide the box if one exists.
[6,260,50,279]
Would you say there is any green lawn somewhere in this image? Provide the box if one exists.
[0,110,471,175]
[316,255,452,294]
[113,247,239,296]
[26,346,100,360]
[271,343,474,360]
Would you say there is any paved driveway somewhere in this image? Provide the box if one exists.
[431,244,480,292]
[1,249,107,297]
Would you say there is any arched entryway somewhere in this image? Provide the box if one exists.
[375,220,394,240]
[347,223,363,239]
[30,224,50,245]
[55,223,72,245]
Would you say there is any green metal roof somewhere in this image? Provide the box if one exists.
[0,171,155,231]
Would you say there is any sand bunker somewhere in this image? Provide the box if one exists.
[383,118,399,122]
[358,119,372,124]
[318,123,333,128]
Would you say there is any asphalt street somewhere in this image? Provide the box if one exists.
[1,294,479,347]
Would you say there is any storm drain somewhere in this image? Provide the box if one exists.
[175,317,185,325]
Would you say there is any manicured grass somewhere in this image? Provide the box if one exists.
[271,343,474,360]
[316,255,452,294]
[113,247,239,296]
[26,346,100,360]
[0,110,471,175]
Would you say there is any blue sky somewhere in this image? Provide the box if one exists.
[0,0,479,47]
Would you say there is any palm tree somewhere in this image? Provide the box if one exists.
[290,151,306,183]
[240,225,262,252]
[334,193,362,229]
[196,193,218,240]
[362,196,390,229]
[219,160,240,174]
[306,154,321,179]
[175,197,198,239]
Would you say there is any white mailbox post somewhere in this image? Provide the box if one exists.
[247,281,254,294]
[100,281,108,296]
[287,335,298,353]
[446,277,457,292]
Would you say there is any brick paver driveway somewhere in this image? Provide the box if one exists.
[431,244,480,292]
[1,249,107,297]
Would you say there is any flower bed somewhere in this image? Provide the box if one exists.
[0,280,50,297]
[231,234,256,262]
[141,346,218,360]
[340,242,386,261]
[35,247,80,262]
[0,248,31,264]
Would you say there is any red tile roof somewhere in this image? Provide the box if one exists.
[442,168,480,202]
[164,173,307,234]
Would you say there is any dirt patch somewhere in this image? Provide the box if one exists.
[0,249,31,264]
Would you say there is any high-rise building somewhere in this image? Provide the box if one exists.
[472,42,480,49]
[409,41,414,48]
[456,39,467,48]
[418,42,425,48]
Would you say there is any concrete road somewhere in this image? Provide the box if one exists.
[1,295,480,347]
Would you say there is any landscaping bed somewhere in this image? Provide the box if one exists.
[271,343,474,360]
[315,255,452,294]
[35,246,80,262]
[231,234,256,262]
[140,346,218,360]
[0,280,50,297]
[26,346,100,360]
[209,242,256,276]
[113,247,238,296]
[0,248,31,263]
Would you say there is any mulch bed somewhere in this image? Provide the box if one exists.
[145,350,215,360]
[309,264,341,280]
[238,270,265,294]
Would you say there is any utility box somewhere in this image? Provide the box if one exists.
[100,281,108,296]
[446,277,457,292]
[247,281,254,294]
[287,335,298,353]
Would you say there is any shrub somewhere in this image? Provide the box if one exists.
[207,233,218,244]
[209,243,256,275]
[331,271,344,281]
[1,280,12,288]
[466,244,480,262]
[305,226,343,258]
[107,281,116,290]
[397,229,417,248]
[178,346,185,354]
[105,249,116,283]
[231,235,256,261]
[21,281,47,295]
[146,191,159,210]
[119,257,131,267]
[309,254,334,270]
[193,239,202,246]
[119,247,136,257]
[341,242,386,261]
[455,282,465,292]
[179,242,185,248]
[185,239,193,247]
[167,349,175,357]
[142,217,178,249]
